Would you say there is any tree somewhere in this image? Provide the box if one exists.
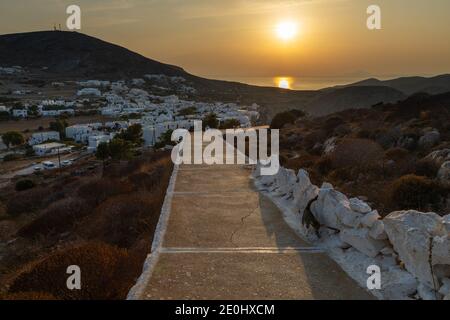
[116,124,143,146]
[49,119,68,138]
[96,142,110,169]
[270,109,304,129]
[109,138,133,160]
[203,113,219,129]
[154,130,174,149]
[220,118,241,129]
[2,131,25,149]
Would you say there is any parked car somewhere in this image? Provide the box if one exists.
[33,166,43,172]
[61,160,73,167]
[42,161,56,170]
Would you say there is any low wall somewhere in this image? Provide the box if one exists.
[253,164,450,300]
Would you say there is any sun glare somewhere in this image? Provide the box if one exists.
[276,21,298,41]
[276,77,292,89]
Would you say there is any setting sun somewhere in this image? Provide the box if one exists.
[276,21,298,41]
[276,77,292,89]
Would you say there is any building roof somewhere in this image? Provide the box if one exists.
[33,142,66,149]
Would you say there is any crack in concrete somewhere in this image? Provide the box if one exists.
[229,204,260,247]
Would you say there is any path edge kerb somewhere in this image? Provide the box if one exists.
[126,163,179,300]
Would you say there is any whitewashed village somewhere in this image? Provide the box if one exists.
[0,68,259,171]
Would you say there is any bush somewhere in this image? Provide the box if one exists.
[77,178,132,206]
[316,156,333,175]
[18,197,92,238]
[15,179,35,192]
[81,193,164,248]
[270,111,298,129]
[389,175,445,211]
[7,187,49,216]
[330,138,384,169]
[414,159,441,178]
[9,243,141,300]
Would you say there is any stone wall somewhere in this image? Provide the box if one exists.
[253,165,450,300]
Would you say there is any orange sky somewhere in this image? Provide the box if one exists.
[1,0,449,83]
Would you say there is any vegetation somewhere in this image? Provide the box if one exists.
[203,113,219,129]
[154,129,175,149]
[1,131,25,149]
[389,175,446,212]
[15,179,35,192]
[275,93,450,215]
[49,119,68,138]
[270,109,305,129]
[1,151,173,299]
[220,118,241,129]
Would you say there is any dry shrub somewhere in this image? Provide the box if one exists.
[414,159,441,178]
[77,178,132,206]
[6,187,50,216]
[315,156,333,175]
[80,193,164,248]
[9,242,140,300]
[385,147,410,161]
[330,138,384,169]
[0,291,57,300]
[284,153,319,172]
[18,197,92,238]
[128,165,167,191]
[389,174,445,212]
[303,130,327,151]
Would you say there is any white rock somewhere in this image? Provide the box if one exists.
[311,187,365,230]
[443,215,450,233]
[444,293,450,300]
[384,210,445,288]
[380,246,395,256]
[438,161,450,186]
[361,210,381,228]
[380,268,418,300]
[438,278,450,296]
[340,228,387,258]
[349,198,372,214]
[417,283,440,300]
[291,170,319,215]
[323,137,337,154]
[431,235,450,280]
[369,220,388,240]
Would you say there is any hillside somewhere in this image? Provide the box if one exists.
[1,31,449,119]
[0,31,186,78]
[341,74,450,95]
[304,86,405,116]
[276,92,450,215]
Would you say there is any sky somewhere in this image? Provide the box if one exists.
[1,0,449,87]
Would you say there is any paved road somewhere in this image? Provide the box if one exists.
[139,162,373,299]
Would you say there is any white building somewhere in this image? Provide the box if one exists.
[29,131,60,146]
[65,125,94,143]
[12,109,27,118]
[33,142,71,157]
[41,109,75,117]
[88,134,114,152]
[77,88,101,97]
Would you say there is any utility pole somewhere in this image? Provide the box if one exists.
[57,146,61,175]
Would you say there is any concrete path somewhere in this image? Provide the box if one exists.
[139,162,373,300]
